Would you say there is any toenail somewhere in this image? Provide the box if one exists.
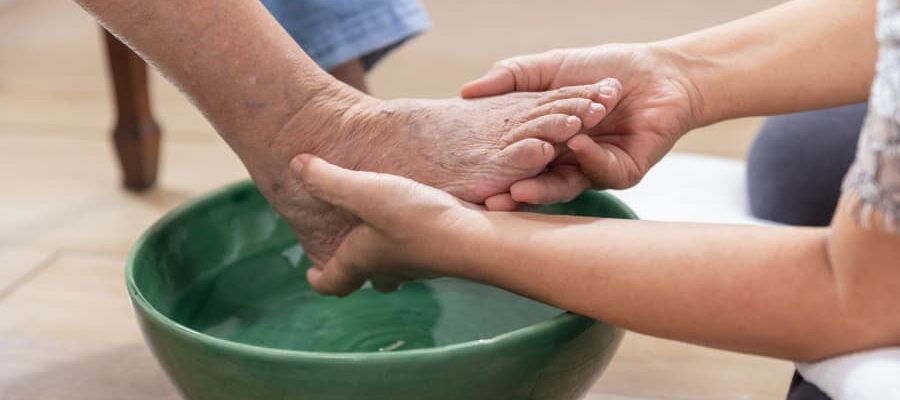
[597,86,617,97]
[541,142,554,155]
[590,103,605,113]
[596,78,620,96]
[566,116,580,126]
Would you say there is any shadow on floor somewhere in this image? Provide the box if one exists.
[2,344,182,400]
[125,186,194,210]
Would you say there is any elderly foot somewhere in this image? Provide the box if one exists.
[251,80,620,264]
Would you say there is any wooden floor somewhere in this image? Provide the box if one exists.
[0,0,793,398]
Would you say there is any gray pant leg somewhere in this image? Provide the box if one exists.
[746,103,867,226]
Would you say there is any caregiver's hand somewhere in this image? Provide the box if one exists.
[463,44,705,205]
[290,154,477,296]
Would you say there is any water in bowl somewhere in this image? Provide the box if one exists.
[173,244,563,353]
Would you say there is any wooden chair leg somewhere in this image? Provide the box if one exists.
[103,29,161,191]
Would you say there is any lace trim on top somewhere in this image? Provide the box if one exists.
[842,115,900,233]
[842,0,900,233]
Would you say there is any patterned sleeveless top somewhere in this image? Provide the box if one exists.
[797,2,900,399]
[842,0,900,233]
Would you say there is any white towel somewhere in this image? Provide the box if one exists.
[797,348,900,400]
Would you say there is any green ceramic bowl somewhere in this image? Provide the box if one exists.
[126,180,637,400]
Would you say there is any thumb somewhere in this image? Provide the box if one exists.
[306,258,366,297]
[461,65,517,98]
[566,134,640,189]
[290,154,398,225]
[461,52,562,98]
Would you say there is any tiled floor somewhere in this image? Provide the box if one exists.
[1,0,793,398]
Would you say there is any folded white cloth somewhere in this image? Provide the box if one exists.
[612,153,768,225]
[797,348,900,400]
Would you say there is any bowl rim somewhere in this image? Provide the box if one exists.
[126,180,636,362]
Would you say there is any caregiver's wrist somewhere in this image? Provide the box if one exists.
[415,208,495,278]
[435,210,531,283]
[654,38,734,129]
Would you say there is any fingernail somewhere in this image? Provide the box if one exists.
[567,136,585,151]
[295,159,305,173]
[590,103,605,113]
[566,116,580,126]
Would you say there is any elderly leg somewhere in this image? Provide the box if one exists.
[77,0,616,262]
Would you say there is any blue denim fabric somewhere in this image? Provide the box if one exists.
[261,0,430,71]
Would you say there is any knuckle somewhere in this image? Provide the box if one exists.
[546,48,568,62]
[500,60,531,87]
[625,167,646,188]
[545,49,564,59]
[493,58,513,69]
[497,59,525,75]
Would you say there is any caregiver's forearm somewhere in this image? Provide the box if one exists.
[75,0,351,179]
[444,211,896,362]
[662,0,877,125]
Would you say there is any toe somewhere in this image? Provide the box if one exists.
[538,78,622,124]
[495,138,555,178]
[540,78,622,103]
[502,113,582,145]
[528,98,607,129]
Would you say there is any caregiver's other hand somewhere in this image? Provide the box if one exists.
[464,44,706,205]
[290,154,477,297]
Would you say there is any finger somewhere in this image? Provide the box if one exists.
[370,277,404,293]
[307,260,366,297]
[290,154,409,225]
[494,138,555,178]
[567,134,639,189]
[460,52,562,98]
[502,114,582,145]
[484,193,522,211]
[460,66,517,98]
[509,165,591,205]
